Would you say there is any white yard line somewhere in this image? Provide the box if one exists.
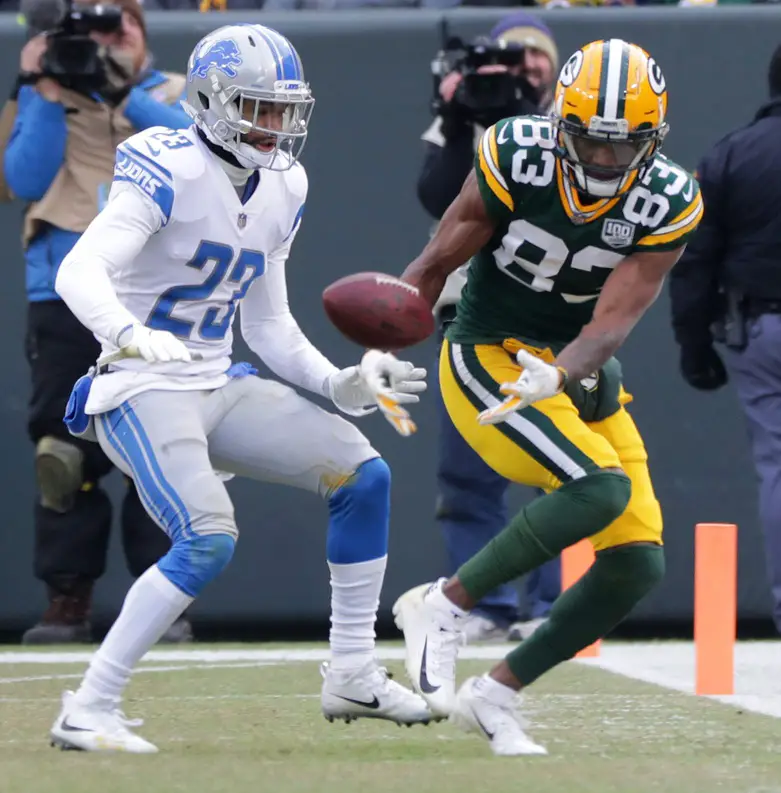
[0,660,278,685]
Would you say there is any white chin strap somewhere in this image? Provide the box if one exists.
[569,163,630,199]
[215,134,295,172]
[231,141,275,170]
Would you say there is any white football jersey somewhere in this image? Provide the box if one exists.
[65,124,314,413]
[109,125,305,377]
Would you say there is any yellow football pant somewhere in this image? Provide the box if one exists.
[440,339,662,552]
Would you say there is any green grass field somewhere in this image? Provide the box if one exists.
[1,644,779,793]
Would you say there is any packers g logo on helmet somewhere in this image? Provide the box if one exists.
[551,39,669,200]
[647,57,666,95]
[559,50,584,88]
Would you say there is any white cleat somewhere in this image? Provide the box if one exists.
[392,579,464,717]
[450,676,547,757]
[49,690,158,754]
[321,661,436,726]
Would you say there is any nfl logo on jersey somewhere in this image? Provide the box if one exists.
[600,219,635,249]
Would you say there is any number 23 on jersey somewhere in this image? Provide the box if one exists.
[148,241,266,341]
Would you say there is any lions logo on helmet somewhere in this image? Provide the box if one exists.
[551,39,669,200]
[189,39,243,81]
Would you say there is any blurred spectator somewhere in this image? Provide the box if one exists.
[2,0,194,645]
[670,43,781,636]
[415,13,561,644]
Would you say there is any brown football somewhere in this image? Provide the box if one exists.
[322,271,434,350]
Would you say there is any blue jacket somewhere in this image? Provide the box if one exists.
[670,98,781,348]
[5,70,190,302]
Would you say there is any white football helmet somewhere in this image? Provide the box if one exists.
[183,24,314,171]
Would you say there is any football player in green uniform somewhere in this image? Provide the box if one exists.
[393,38,703,755]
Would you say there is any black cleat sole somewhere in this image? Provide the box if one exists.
[323,712,445,727]
[50,737,83,752]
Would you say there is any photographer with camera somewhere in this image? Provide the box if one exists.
[415,13,560,644]
[4,0,193,646]
[418,14,557,223]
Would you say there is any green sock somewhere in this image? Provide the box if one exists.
[458,471,631,603]
[507,544,665,685]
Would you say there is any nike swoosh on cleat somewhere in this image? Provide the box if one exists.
[418,638,441,694]
[335,694,380,709]
[60,716,94,733]
[473,713,495,741]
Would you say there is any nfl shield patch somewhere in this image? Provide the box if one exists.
[600,219,635,249]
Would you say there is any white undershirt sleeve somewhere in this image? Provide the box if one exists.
[54,185,163,345]
[240,238,339,397]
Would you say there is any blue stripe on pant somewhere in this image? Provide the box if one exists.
[100,405,192,543]
[435,337,560,625]
[725,314,781,634]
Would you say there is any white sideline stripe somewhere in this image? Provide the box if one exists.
[2,643,781,720]
[577,641,781,720]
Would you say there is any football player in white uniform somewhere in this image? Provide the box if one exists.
[48,24,432,753]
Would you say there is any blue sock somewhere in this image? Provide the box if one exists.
[327,457,390,565]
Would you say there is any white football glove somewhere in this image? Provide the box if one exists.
[327,350,427,437]
[116,323,192,364]
[477,349,565,425]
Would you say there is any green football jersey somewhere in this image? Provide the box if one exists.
[448,115,703,348]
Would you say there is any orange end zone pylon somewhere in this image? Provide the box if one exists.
[694,522,737,695]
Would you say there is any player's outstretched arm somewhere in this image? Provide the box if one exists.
[476,246,684,425]
[401,170,496,308]
[241,243,426,436]
[554,246,685,383]
[240,239,341,396]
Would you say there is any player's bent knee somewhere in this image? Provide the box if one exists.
[583,469,632,525]
[351,456,391,500]
[156,533,236,597]
[327,457,390,564]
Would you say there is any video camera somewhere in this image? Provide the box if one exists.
[430,20,541,130]
[22,0,125,94]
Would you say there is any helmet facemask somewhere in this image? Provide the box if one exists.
[192,74,314,172]
[553,113,668,200]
